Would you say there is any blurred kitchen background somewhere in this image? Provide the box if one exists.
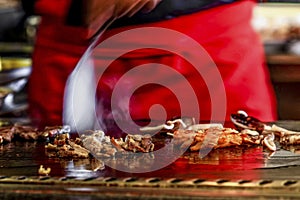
[0,0,300,121]
[0,0,37,120]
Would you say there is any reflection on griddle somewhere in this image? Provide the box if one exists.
[282,145,300,154]
[65,159,105,179]
[182,146,265,170]
[102,152,155,172]
[2,139,300,180]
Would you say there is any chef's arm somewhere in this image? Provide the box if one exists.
[66,0,162,27]
[65,0,161,38]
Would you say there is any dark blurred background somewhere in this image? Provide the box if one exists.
[0,0,37,120]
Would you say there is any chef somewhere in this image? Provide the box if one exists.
[27,0,277,131]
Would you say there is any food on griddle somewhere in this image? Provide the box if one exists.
[230,110,265,133]
[0,124,90,158]
[280,134,300,145]
[0,122,155,158]
[0,124,89,158]
[45,131,90,159]
[40,125,71,141]
[0,124,71,145]
[111,134,154,153]
[38,165,51,176]
[44,129,155,160]
[81,130,155,159]
[0,124,42,144]
[0,126,14,144]
[262,133,276,151]
[139,118,188,133]
[3,110,300,161]
[230,110,300,151]
[172,127,265,151]
[146,110,300,153]
[80,130,117,158]
[12,124,40,140]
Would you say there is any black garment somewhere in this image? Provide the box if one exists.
[21,0,36,16]
[65,0,236,27]
[111,0,237,27]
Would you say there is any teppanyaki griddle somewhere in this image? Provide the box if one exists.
[1,121,300,199]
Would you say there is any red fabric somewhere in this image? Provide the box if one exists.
[28,0,277,129]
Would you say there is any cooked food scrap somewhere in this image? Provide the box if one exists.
[0,124,42,144]
[111,134,154,153]
[12,124,40,140]
[80,130,117,158]
[3,111,300,161]
[45,131,90,159]
[0,126,14,144]
[139,119,187,133]
[80,131,155,159]
[230,110,300,151]
[41,125,71,140]
[172,127,264,152]
[280,134,300,145]
[45,129,155,160]
[0,124,71,145]
[38,165,51,176]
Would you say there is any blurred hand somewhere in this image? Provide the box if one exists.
[80,0,161,38]
[114,0,162,18]
[84,0,161,24]
[141,0,162,13]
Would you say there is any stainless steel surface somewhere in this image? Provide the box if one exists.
[0,92,28,115]
[0,67,31,84]
[0,78,28,116]
[263,149,300,168]
[0,57,31,116]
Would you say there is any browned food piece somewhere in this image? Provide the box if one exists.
[0,126,14,144]
[262,133,277,151]
[38,165,51,176]
[110,137,125,152]
[216,131,243,148]
[68,141,90,158]
[45,129,90,158]
[174,127,262,152]
[241,132,263,145]
[114,134,155,153]
[280,134,300,145]
[0,124,57,144]
[141,135,155,152]
[45,140,90,159]
[82,131,155,156]
[173,129,197,150]
[80,131,117,158]
[40,126,70,139]
[124,134,146,153]
[12,124,39,140]
[191,128,242,151]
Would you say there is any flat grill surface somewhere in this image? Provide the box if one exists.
[1,140,300,180]
[2,121,300,199]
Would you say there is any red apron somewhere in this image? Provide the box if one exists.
[28,0,277,129]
